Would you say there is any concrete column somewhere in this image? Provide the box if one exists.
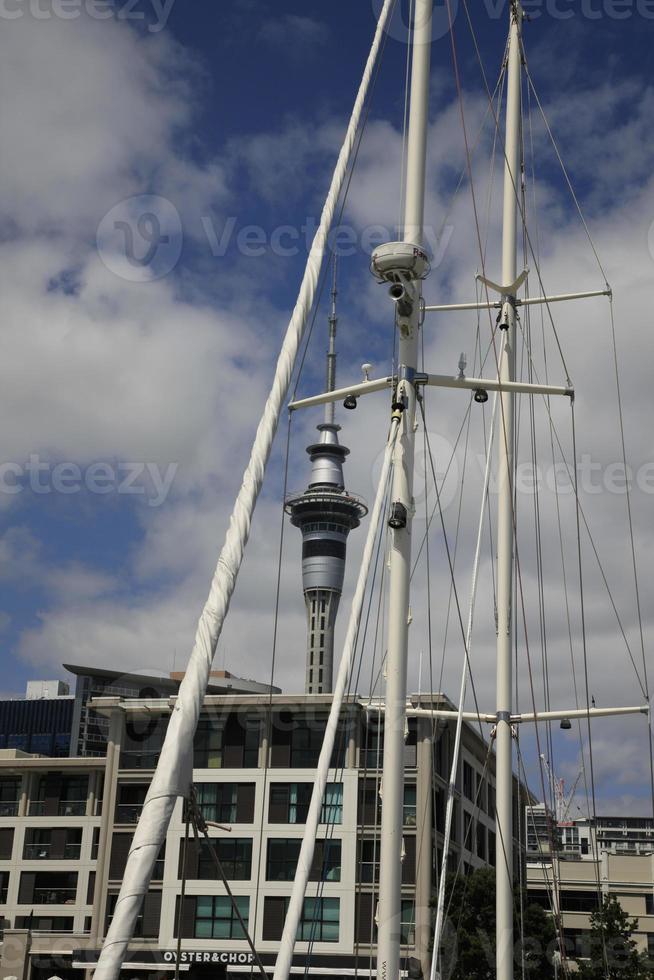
[18,776,28,819]
[347,709,359,770]
[87,771,97,818]
[0,930,30,980]
[91,709,123,945]
[415,717,433,980]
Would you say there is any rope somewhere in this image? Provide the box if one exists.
[93,5,399,975]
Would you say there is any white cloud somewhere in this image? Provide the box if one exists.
[2,8,654,816]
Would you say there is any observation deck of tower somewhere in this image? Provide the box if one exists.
[285,264,367,694]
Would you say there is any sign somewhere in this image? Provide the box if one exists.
[73,950,255,967]
[162,952,255,966]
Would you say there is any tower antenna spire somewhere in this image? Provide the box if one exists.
[325,255,338,425]
[286,256,367,694]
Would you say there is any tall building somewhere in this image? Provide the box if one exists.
[285,269,367,694]
[0,668,278,761]
[0,681,74,757]
[0,691,529,980]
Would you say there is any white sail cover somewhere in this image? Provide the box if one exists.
[93,3,397,978]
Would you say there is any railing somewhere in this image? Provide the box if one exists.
[24,844,82,860]
[32,887,77,904]
[115,804,143,824]
[59,801,86,816]
[120,752,160,770]
[24,844,51,859]
[28,801,86,816]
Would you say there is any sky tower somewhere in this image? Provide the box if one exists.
[285,263,367,694]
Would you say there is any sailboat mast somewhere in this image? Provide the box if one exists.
[376,2,433,977]
[496,6,522,980]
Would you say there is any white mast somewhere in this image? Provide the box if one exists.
[495,6,522,980]
[376,1,433,976]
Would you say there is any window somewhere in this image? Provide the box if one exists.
[476,822,486,860]
[196,839,252,881]
[403,785,417,826]
[91,827,100,861]
[267,839,300,881]
[195,783,236,823]
[298,897,339,942]
[16,916,73,932]
[243,719,261,768]
[463,762,475,801]
[0,872,8,903]
[263,896,339,943]
[194,720,223,769]
[476,773,486,812]
[354,895,412,946]
[269,783,342,825]
[0,778,21,816]
[358,839,379,883]
[59,776,89,816]
[115,784,148,824]
[357,779,381,826]
[23,828,82,861]
[19,871,78,905]
[560,891,600,913]
[266,839,341,882]
[195,896,248,940]
[362,718,384,769]
[120,723,165,770]
[290,723,326,768]
[321,784,343,824]
[401,900,415,945]
[463,811,473,850]
[645,893,654,915]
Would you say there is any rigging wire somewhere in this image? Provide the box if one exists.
[607,294,654,818]
[571,404,610,976]
[429,385,500,979]
[249,413,294,974]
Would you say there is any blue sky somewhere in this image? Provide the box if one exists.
[1,0,654,814]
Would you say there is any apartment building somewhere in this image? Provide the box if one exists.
[526,805,654,960]
[0,693,527,980]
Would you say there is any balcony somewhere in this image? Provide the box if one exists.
[115,804,143,825]
[32,887,77,905]
[59,801,86,816]
[23,844,82,861]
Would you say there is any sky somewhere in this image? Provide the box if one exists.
[1,0,654,816]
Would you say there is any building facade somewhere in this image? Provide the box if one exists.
[0,692,528,980]
[526,805,654,961]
